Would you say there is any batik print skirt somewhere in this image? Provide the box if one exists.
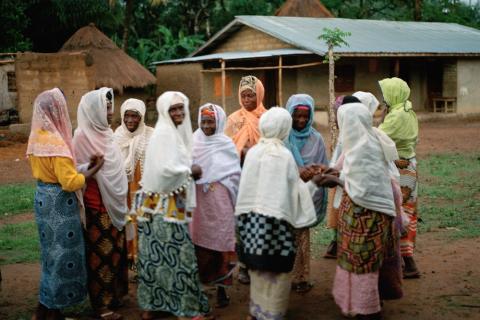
[34,182,87,309]
[84,206,129,310]
[333,193,392,316]
[395,157,418,257]
[137,214,210,317]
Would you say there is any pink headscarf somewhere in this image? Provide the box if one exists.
[26,88,75,162]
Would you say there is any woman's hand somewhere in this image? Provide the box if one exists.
[84,155,104,179]
[191,164,202,181]
[299,166,315,182]
[312,173,343,188]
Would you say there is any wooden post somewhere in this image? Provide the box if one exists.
[278,56,283,107]
[394,59,400,77]
[221,59,226,109]
[328,45,338,153]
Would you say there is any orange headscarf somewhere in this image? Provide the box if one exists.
[225,76,267,154]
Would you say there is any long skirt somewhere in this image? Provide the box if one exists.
[249,270,292,320]
[396,157,418,257]
[292,229,310,284]
[34,182,87,309]
[137,215,210,317]
[84,206,129,310]
[333,194,392,316]
[195,245,236,287]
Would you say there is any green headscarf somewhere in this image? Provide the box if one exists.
[379,77,413,112]
[378,77,418,159]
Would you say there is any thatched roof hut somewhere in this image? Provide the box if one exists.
[60,23,156,94]
[275,0,334,18]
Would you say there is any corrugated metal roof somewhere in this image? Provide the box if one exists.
[152,48,312,65]
[193,16,480,57]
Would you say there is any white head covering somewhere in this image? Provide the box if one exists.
[353,91,380,115]
[73,88,129,229]
[338,103,397,216]
[193,103,241,203]
[114,99,154,182]
[235,107,316,228]
[141,91,195,210]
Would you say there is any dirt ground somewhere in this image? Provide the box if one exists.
[1,119,480,319]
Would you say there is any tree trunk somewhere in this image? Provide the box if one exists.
[414,0,422,21]
[328,45,338,153]
[122,0,134,51]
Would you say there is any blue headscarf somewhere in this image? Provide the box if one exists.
[285,94,320,166]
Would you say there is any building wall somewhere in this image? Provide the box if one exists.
[212,26,294,53]
[156,63,203,125]
[0,62,17,112]
[457,59,480,113]
[111,89,153,128]
[15,52,95,124]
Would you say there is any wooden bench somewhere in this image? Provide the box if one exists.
[432,97,456,113]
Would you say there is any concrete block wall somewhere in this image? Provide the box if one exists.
[15,52,95,124]
[457,59,480,114]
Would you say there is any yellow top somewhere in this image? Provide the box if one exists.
[29,156,85,192]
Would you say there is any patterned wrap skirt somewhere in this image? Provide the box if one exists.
[333,194,393,316]
[137,214,210,317]
[395,157,418,257]
[34,181,87,309]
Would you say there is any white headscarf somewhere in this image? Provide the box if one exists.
[73,88,129,230]
[141,91,195,210]
[235,107,316,228]
[353,91,380,116]
[338,103,397,216]
[114,99,154,182]
[193,103,241,203]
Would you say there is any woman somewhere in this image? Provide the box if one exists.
[378,77,420,279]
[235,107,317,320]
[73,88,129,320]
[114,98,154,267]
[224,75,267,284]
[27,88,104,320]
[190,103,241,308]
[136,91,210,320]
[225,75,267,158]
[319,102,398,320]
[284,94,328,293]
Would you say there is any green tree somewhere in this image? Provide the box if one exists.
[0,0,32,52]
[318,27,351,151]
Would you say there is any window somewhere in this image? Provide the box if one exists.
[7,72,16,92]
[335,65,355,92]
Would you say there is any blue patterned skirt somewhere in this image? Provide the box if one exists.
[137,215,210,317]
[34,181,87,309]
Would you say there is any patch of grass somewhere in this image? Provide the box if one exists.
[0,183,35,217]
[0,221,39,265]
[418,152,480,239]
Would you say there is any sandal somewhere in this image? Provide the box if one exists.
[293,281,314,294]
[141,310,170,320]
[99,310,123,320]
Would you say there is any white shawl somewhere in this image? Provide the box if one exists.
[353,91,380,116]
[338,103,397,216]
[73,88,129,230]
[235,107,316,228]
[192,103,241,203]
[141,91,196,210]
[114,99,154,182]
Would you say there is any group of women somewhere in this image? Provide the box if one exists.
[27,73,418,320]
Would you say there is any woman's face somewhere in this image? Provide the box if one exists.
[292,108,310,131]
[106,100,114,125]
[200,114,216,136]
[169,103,185,126]
[124,110,141,132]
[241,89,257,111]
